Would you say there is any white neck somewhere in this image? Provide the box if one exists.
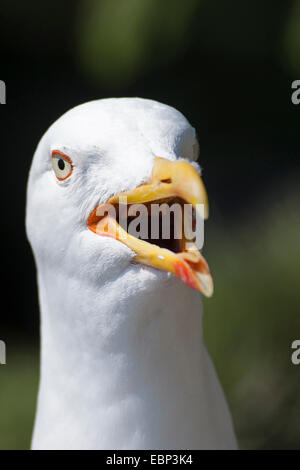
[32,265,237,450]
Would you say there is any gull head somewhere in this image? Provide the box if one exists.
[26,98,213,302]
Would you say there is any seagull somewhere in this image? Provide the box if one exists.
[26,98,237,450]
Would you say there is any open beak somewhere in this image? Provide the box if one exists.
[87,157,213,297]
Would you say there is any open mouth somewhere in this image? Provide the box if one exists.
[111,196,186,253]
[87,157,213,297]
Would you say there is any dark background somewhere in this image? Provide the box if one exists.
[0,0,299,449]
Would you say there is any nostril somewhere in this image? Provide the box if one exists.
[160,178,172,184]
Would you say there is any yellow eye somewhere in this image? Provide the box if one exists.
[52,151,73,181]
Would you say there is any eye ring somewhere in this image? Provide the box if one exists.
[52,150,73,181]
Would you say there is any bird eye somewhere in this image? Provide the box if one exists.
[52,151,73,181]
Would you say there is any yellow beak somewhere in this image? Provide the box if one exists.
[87,157,213,297]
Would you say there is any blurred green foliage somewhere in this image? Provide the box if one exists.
[76,0,199,86]
[0,349,38,450]
[75,0,300,88]
[204,186,300,449]
[283,0,300,74]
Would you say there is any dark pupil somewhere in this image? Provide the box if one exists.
[58,159,65,171]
